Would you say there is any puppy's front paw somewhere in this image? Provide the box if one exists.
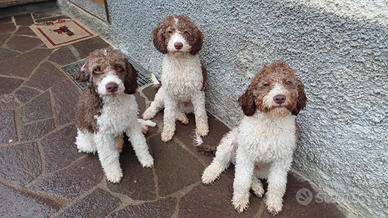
[161,129,174,142]
[232,194,250,213]
[202,164,220,184]
[196,125,209,137]
[140,156,154,168]
[105,170,123,183]
[265,194,283,215]
[143,107,156,120]
[251,179,264,198]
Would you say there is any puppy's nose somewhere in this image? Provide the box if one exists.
[106,82,118,93]
[174,42,183,50]
[273,95,286,104]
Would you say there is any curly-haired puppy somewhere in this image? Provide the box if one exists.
[142,15,209,142]
[74,47,154,183]
[202,62,307,215]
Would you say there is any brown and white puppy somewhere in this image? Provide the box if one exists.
[202,62,307,215]
[74,47,154,183]
[143,15,209,142]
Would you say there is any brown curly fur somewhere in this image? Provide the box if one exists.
[74,47,139,133]
[151,15,204,55]
[238,61,307,116]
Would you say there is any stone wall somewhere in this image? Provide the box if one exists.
[57,0,388,217]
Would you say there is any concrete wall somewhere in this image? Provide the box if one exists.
[58,0,388,217]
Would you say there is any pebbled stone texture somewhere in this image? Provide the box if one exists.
[0,77,23,95]
[0,48,52,78]
[48,47,77,66]
[20,118,55,141]
[33,9,64,19]
[58,188,121,218]
[0,183,60,217]
[107,141,155,200]
[0,95,19,112]
[57,1,388,216]
[0,110,18,144]
[24,62,67,91]
[30,156,104,200]
[14,87,41,103]
[40,125,82,173]
[0,143,42,187]
[6,35,43,52]
[20,91,52,124]
[51,80,79,126]
[14,14,34,26]
[179,167,262,218]
[0,47,20,62]
[108,197,177,218]
[149,134,204,197]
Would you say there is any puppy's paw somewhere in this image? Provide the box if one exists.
[105,170,123,183]
[251,179,265,198]
[140,156,154,168]
[161,129,174,142]
[142,126,149,134]
[232,194,250,213]
[180,117,189,124]
[196,125,209,137]
[265,194,283,215]
[202,164,220,184]
[116,145,123,154]
[143,107,156,120]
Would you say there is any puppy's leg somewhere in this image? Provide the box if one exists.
[251,170,264,198]
[94,133,122,183]
[161,94,177,142]
[202,129,237,184]
[143,87,165,120]
[114,134,124,153]
[176,109,189,124]
[265,159,292,215]
[126,123,154,168]
[232,147,255,212]
[192,91,208,137]
[75,129,97,153]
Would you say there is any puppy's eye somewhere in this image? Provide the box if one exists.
[168,30,173,34]
[93,67,101,74]
[183,30,189,35]
[263,83,270,87]
[116,65,123,72]
[285,81,292,85]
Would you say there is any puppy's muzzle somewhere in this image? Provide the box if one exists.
[106,82,118,93]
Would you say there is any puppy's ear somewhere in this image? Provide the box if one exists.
[75,63,90,83]
[189,26,204,55]
[238,87,257,116]
[291,80,307,115]
[152,21,168,54]
[124,59,138,95]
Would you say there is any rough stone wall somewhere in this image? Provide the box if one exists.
[58,0,387,217]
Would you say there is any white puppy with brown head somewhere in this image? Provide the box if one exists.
[143,15,208,142]
[202,61,307,215]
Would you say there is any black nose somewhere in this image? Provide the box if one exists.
[106,82,118,93]
[273,95,286,104]
[174,42,183,50]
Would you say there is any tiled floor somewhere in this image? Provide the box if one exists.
[0,9,351,218]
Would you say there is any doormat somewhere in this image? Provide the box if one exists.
[30,19,98,49]
[61,58,151,92]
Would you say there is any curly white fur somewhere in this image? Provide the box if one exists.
[143,53,208,142]
[76,93,154,183]
[202,111,297,214]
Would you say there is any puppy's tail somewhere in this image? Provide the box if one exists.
[149,73,162,90]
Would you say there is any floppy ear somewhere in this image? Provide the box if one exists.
[151,21,168,54]
[189,26,204,55]
[291,80,307,115]
[238,87,257,116]
[75,63,90,83]
[124,59,138,95]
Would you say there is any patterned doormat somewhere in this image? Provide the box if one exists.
[61,58,151,92]
[30,19,98,49]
